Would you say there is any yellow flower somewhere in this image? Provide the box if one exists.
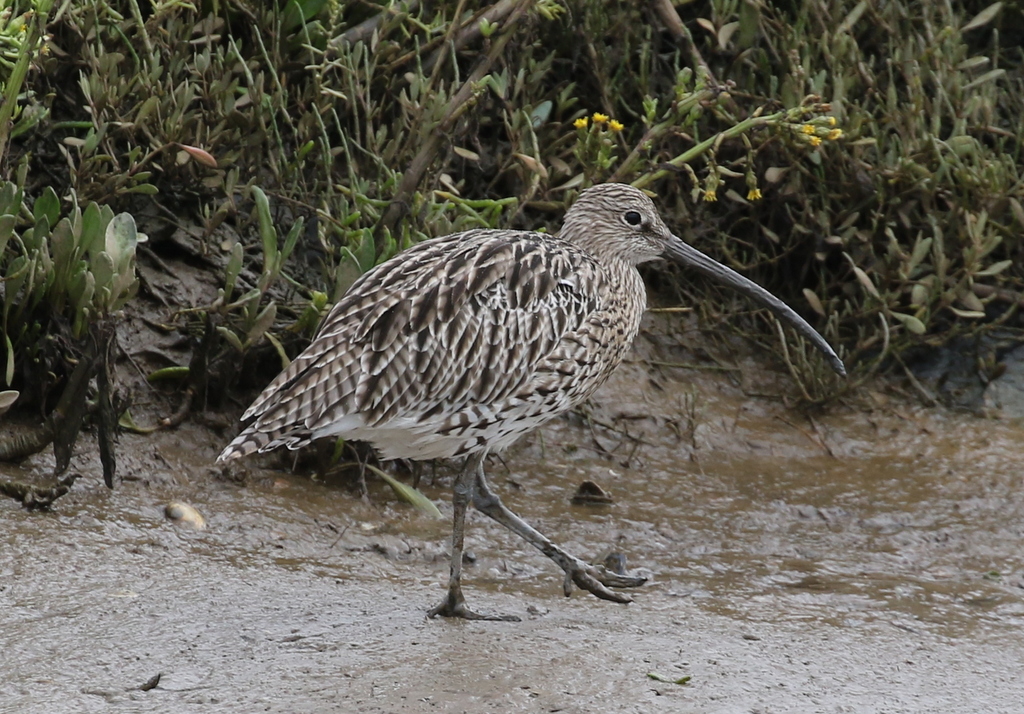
[704,189,718,202]
[747,188,762,201]
[827,116,837,126]
[573,117,588,129]
[808,136,822,147]
[802,124,816,135]
[828,128,843,140]
[592,112,609,124]
[609,119,624,132]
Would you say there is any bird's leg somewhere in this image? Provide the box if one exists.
[471,462,646,602]
[428,453,520,622]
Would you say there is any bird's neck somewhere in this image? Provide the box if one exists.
[600,258,647,325]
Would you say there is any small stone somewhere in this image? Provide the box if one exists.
[571,480,613,505]
[164,501,205,529]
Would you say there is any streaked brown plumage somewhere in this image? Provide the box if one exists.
[219,183,844,620]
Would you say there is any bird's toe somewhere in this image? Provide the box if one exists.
[428,591,521,622]
[566,566,635,603]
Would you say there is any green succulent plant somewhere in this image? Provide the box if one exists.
[1,171,145,387]
[0,166,144,487]
[214,185,302,356]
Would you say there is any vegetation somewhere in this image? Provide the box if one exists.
[0,0,1021,488]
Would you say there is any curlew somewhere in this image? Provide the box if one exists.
[218,183,845,621]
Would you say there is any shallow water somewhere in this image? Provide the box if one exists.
[3,344,1024,713]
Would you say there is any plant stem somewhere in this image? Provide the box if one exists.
[374,0,535,252]
[609,88,718,183]
[126,0,156,69]
[0,0,55,169]
[632,111,783,190]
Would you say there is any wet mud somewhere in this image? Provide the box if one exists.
[3,322,1024,713]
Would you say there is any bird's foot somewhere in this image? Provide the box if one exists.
[561,557,648,602]
[596,551,650,588]
[427,589,521,622]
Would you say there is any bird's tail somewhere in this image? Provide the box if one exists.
[217,424,314,463]
[216,428,266,462]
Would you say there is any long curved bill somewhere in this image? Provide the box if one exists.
[663,235,846,377]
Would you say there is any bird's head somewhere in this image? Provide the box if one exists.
[560,183,674,265]
[560,183,846,377]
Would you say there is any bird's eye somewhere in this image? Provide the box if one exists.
[624,210,642,226]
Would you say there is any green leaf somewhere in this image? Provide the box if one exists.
[105,213,139,273]
[36,230,53,277]
[224,241,243,297]
[948,306,985,319]
[94,286,112,314]
[217,325,245,353]
[83,123,110,154]
[69,267,95,313]
[12,104,49,140]
[80,202,107,256]
[0,180,19,216]
[294,291,328,335]
[91,251,116,296]
[836,0,867,34]
[23,219,45,253]
[147,366,190,382]
[50,217,77,276]
[647,673,692,685]
[109,277,139,311]
[73,305,90,339]
[530,100,553,127]
[224,288,262,312]
[121,183,159,196]
[32,186,60,229]
[246,301,277,345]
[264,330,291,372]
[118,408,159,434]
[976,259,1013,277]
[20,256,37,312]
[910,283,929,307]
[364,464,443,519]
[279,217,303,268]
[852,266,879,298]
[738,0,761,48]
[296,141,315,161]
[380,230,397,265]
[963,69,1006,91]
[3,333,13,386]
[5,255,29,303]
[962,2,1003,32]
[251,186,278,273]
[908,237,932,272]
[355,227,376,273]
[0,389,18,418]
[802,288,825,317]
[0,214,13,261]
[281,0,327,32]
[890,311,926,334]
[134,95,161,125]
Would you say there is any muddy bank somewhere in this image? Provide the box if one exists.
[3,322,1024,713]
